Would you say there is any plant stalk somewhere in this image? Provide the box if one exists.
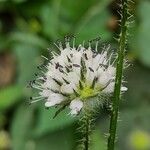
[107,0,128,150]
[84,115,90,150]
[79,106,92,150]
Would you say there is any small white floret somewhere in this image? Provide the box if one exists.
[121,86,128,92]
[45,93,64,107]
[69,99,83,115]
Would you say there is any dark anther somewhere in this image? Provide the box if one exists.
[62,78,70,84]
[73,64,80,68]
[70,54,73,57]
[89,37,101,43]
[35,73,38,76]
[89,67,94,72]
[92,53,97,58]
[67,56,71,63]
[55,62,60,69]
[84,53,88,60]
[91,77,98,89]
[79,81,83,90]
[59,68,64,73]
[65,66,70,73]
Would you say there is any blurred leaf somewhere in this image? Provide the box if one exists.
[75,0,110,28]
[11,104,34,150]
[33,107,75,137]
[13,43,40,85]
[12,0,27,3]
[75,0,111,42]
[40,1,61,39]
[0,85,22,111]
[137,1,150,66]
[117,107,150,150]
[0,113,6,128]
[35,127,74,150]
[128,129,150,150]
[123,63,150,108]
[90,128,106,150]
[60,0,96,23]
[0,36,10,51]
[9,32,48,48]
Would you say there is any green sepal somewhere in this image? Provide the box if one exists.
[53,103,69,119]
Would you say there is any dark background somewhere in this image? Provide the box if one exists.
[0,0,150,150]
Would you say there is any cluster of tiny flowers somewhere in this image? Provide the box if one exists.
[29,37,127,116]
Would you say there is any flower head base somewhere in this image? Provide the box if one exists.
[29,37,127,116]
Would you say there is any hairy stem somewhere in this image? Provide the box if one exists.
[84,116,90,150]
[79,106,92,150]
[107,0,128,150]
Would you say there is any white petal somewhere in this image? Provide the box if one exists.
[72,51,83,65]
[92,54,101,69]
[98,72,110,86]
[39,89,51,97]
[102,84,128,94]
[86,69,95,84]
[61,83,76,94]
[85,49,93,60]
[45,93,64,107]
[99,51,107,64]
[42,77,60,91]
[69,99,83,115]
[106,66,116,76]
[121,86,128,92]
[102,82,115,93]
[67,72,80,85]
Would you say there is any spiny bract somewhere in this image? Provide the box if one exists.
[29,37,127,116]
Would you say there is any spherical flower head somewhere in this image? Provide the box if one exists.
[29,37,127,116]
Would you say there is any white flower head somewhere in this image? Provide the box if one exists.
[29,36,127,116]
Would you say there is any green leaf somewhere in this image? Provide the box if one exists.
[123,63,150,108]
[75,0,111,42]
[13,44,40,85]
[117,108,150,150]
[0,35,10,51]
[39,1,61,39]
[33,107,75,137]
[136,1,150,66]
[90,128,106,150]
[11,104,35,150]
[35,127,74,150]
[0,85,22,111]
[53,104,68,119]
[9,32,48,49]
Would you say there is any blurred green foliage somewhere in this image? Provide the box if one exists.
[0,0,150,150]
